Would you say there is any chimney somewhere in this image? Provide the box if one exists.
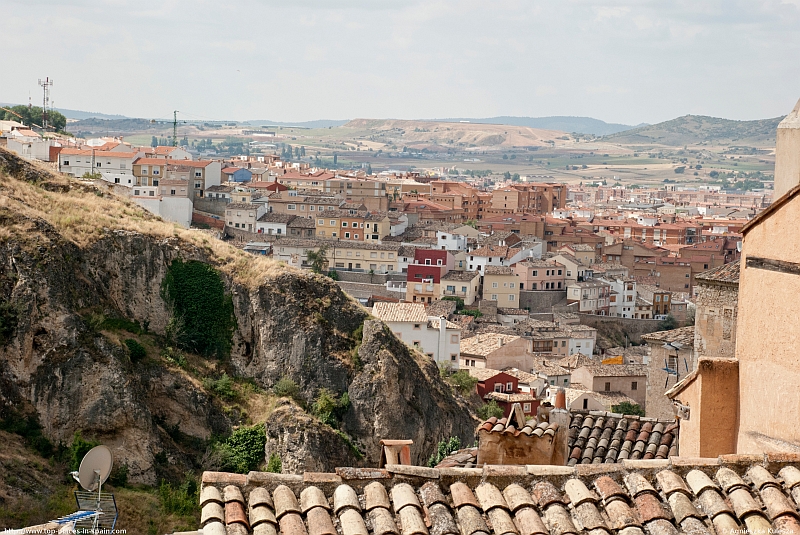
[379,439,413,467]
[554,388,566,410]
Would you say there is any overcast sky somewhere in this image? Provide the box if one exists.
[4,0,800,125]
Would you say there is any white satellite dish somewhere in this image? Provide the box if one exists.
[78,445,113,492]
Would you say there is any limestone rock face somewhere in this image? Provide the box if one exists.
[0,149,476,481]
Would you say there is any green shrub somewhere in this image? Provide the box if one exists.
[109,463,129,487]
[0,300,19,346]
[326,269,339,280]
[445,370,478,396]
[477,400,505,420]
[0,409,54,458]
[69,431,99,471]
[612,402,645,417]
[427,436,461,467]
[158,476,199,515]
[215,424,267,474]
[204,373,236,401]
[273,376,303,404]
[312,389,350,428]
[441,296,464,311]
[124,339,147,362]
[161,259,236,359]
[266,452,282,473]
[457,309,482,318]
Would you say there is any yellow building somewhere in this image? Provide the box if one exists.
[482,266,520,308]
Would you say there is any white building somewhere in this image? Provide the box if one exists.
[372,302,461,369]
[602,277,638,318]
[256,213,295,236]
[467,242,543,274]
[436,230,468,251]
[58,148,143,185]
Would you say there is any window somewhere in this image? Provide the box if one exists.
[354,234,359,239]
[170,189,176,195]
[342,222,348,227]
[461,286,467,292]
[413,341,421,348]
[152,168,160,175]
[451,354,457,361]
[508,294,515,301]
[558,269,563,275]
[450,334,459,343]
[330,220,336,226]
[604,382,611,392]
[345,232,351,238]
[413,324,421,330]
[583,398,588,409]
[425,259,431,265]
[318,219,324,226]
[195,171,202,177]
[287,204,296,210]
[631,381,638,391]
[491,294,498,300]
[134,190,140,196]
[195,181,201,189]
[523,403,531,412]
[492,282,498,288]
[310,206,315,211]
[506,382,513,392]
[494,383,504,393]
[63,160,70,165]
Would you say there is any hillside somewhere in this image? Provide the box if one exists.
[602,114,784,146]
[0,148,475,519]
[343,118,565,149]
[431,116,639,135]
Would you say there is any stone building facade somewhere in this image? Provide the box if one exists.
[693,261,739,360]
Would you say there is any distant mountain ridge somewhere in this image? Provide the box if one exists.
[602,114,784,146]
[429,116,643,135]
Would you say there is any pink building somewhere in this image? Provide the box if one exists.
[513,259,566,291]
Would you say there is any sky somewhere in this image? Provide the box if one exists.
[3,0,800,125]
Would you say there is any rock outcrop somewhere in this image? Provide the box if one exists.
[0,148,476,482]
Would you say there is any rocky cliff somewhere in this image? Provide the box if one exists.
[0,148,476,485]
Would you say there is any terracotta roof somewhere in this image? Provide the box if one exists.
[567,410,677,465]
[372,302,429,323]
[695,260,740,285]
[190,434,800,535]
[288,217,316,228]
[574,364,648,377]
[440,269,479,281]
[641,326,696,347]
[426,300,458,317]
[227,202,259,210]
[485,266,515,275]
[485,391,539,403]
[428,318,461,330]
[460,333,521,356]
[558,353,597,370]
[258,213,296,223]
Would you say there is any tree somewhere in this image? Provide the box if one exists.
[1,105,67,132]
[612,402,645,417]
[307,246,328,274]
[477,400,505,420]
[333,153,338,165]
[674,166,686,174]
[151,136,158,148]
[427,437,461,467]
[658,313,678,331]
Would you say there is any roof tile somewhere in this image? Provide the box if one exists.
[457,505,490,535]
[428,502,460,535]
[249,487,274,509]
[513,506,548,535]
[475,483,509,512]
[392,483,423,513]
[274,485,302,518]
[399,505,430,535]
[488,507,521,535]
[503,485,536,513]
[301,486,331,513]
[225,501,250,528]
[340,507,370,535]
[279,512,309,535]
[542,505,578,535]
[365,481,392,511]
[451,482,481,509]
[633,493,672,523]
[665,492,701,524]
[334,484,362,514]
[307,505,337,535]
[201,501,225,524]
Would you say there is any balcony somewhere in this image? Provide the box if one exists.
[413,284,436,294]
[443,289,467,297]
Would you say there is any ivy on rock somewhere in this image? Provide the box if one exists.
[161,259,236,359]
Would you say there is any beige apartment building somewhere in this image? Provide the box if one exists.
[571,364,647,409]
[323,177,389,211]
[482,266,521,308]
[440,271,481,306]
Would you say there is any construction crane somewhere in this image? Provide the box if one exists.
[1,106,25,122]
[173,110,179,147]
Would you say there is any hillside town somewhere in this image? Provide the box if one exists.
[3,62,800,535]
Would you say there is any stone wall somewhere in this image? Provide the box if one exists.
[577,314,665,344]
[519,290,567,313]
[192,211,225,230]
[335,270,407,284]
[193,197,229,216]
[694,282,738,360]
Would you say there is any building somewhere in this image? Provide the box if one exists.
[566,280,611,315]
[459,333,530,370]
[226,202,268,232]
[372,302,461,368]
[482,266,520,308]
[469,369,539,418]
[59,148,141,184]
[604,277,637,318]
[467,242,543,274]
[641,326,696,420]
[693,260,739,360]
[440,271,481,306]
[571,364,647,410]
[513,259,566,291]
[222,166,253,183]
[271,239,403,273]
[256,213,295,236]
[637,284,672,317]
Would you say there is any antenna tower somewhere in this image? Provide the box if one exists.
[38,77,54,131]
[173,110,178,146]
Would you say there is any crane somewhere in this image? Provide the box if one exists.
[1,106,25,122]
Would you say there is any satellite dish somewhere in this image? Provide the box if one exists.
[78,445,113,491]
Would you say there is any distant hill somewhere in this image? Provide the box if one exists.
[246,119,349,129]
[602,115,784,146]
[0,103,130,121]
[430,116,641,135]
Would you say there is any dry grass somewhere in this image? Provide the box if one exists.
[0,149,292,288]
